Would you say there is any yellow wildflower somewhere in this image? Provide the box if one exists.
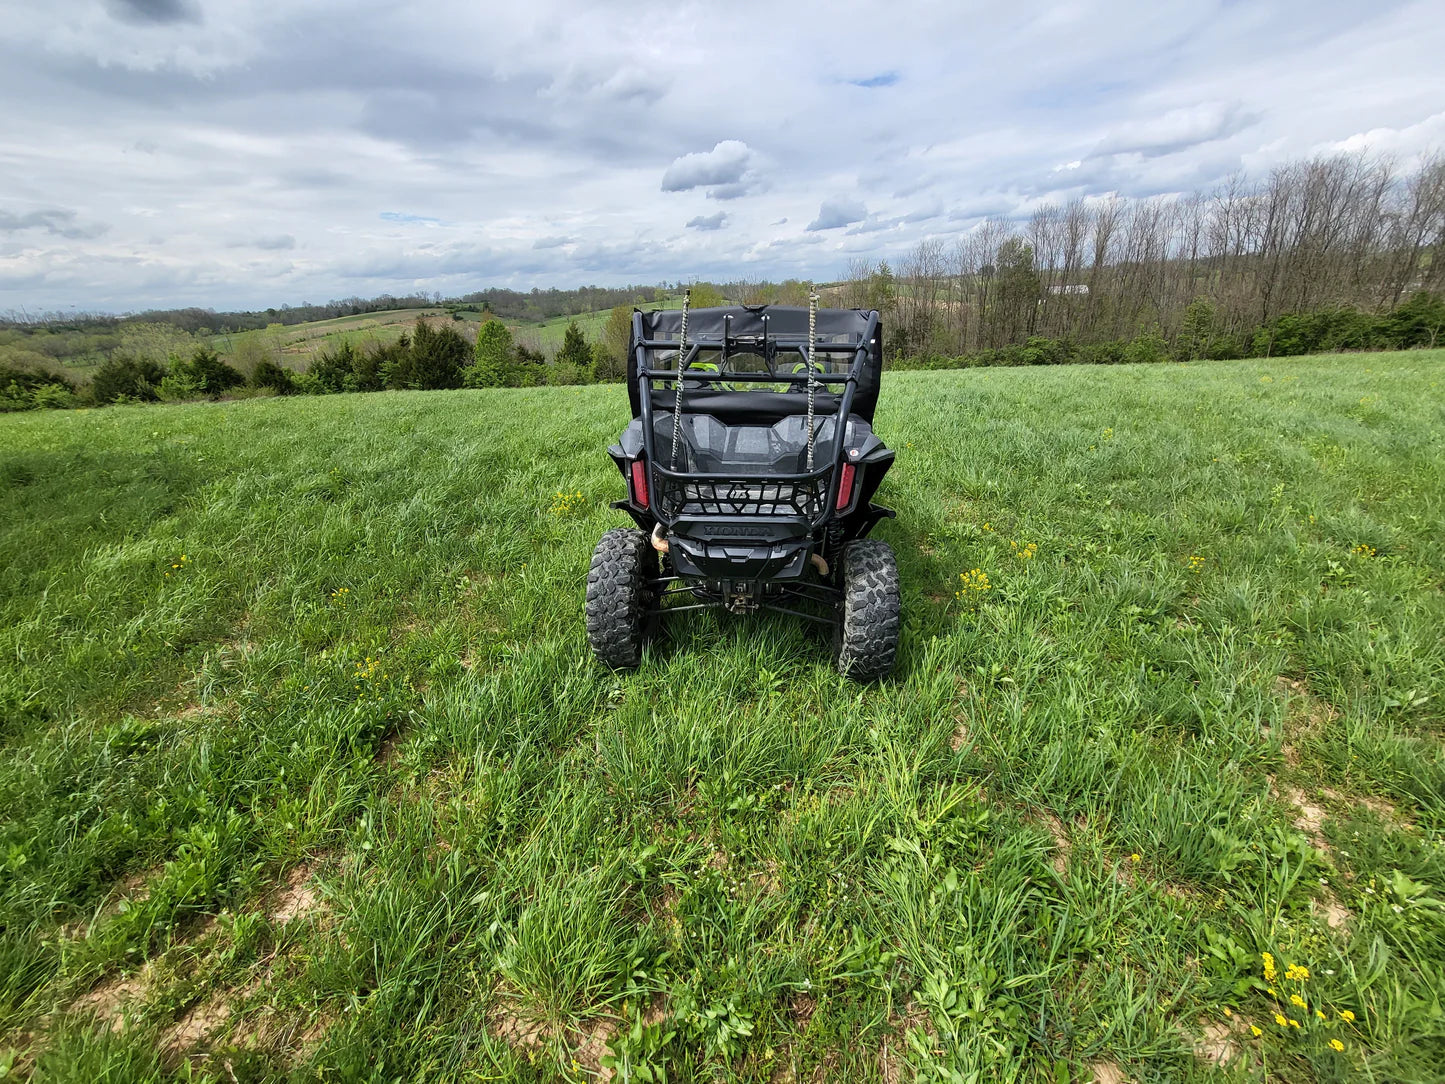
[956,569,990,591]
[1262,953,1277,982]
[1129,853,1141,863]
[1274,1013,1288,1027]
[1285,963,1309,981]
[1329,1039,1345,1052]
[955,568,992,608]
[549,489,586,516]
[1290,994,1307,1009]
[1338,1010,1355,1022]
[1250,1025,1263,1037]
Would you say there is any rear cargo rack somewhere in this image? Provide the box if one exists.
[652,465,829,519]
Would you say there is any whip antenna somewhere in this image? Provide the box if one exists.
[805,290,819,471]
[670,289,691,468]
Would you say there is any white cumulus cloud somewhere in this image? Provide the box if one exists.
[807,199,868,231]
[686,212,728,231]
[661,141,756,195]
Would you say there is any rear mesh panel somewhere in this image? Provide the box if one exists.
[656,476,826,519]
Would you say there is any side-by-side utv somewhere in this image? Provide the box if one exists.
[585,296,901,680]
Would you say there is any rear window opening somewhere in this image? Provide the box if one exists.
[646,347,849,394]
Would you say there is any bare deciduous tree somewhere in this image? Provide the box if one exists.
[837,146,1445,359]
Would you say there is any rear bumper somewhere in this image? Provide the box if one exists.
[667,516,814,581]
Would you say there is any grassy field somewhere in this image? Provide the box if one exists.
[1,352,1442,1082]
[523,298,686,352]
[204,299,686,371]
[209,309,443,370]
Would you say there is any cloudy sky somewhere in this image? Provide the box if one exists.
[2,0,1443,313]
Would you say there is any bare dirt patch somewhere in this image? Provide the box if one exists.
[1265,786,1358,933]
[166,946,334,1056]
[156,866,332,1055]
[167,996,232,1049]
[1274,677,1336,765]
[1038,812,1071,875]
[950,718,971,754]
[573,1017,618,1079]
[950,680,973,753]
[651,884,683,935]
[221,977,330,1058]
[1266,785,1358,933]
[1090,1062,1129,1083]
[879,1042,904,1084]
[62,866,160,940]
[1193,1020,1242,1066]
[1318,895,1353,932]
[1358,793,1405,822]
[492,1003,548,1051]
[1285,786,1330,850]
[880,999,934,1084]
[1322,784,1410,828]
[172,700,211,723]
[375,728,406,767]
[269,863,323,926]
[73,969,150,1032]
[489,997,621,1080]
[751,858,781,895]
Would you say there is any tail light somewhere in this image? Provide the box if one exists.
[629,459,650,509]
[835,462,856,510]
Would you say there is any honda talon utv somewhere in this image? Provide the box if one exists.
[585,293,901,681]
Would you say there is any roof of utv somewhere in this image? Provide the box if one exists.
[628,304,882,425]
[638,304,875,343]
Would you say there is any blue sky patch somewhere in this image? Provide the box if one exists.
[849,72,899,88]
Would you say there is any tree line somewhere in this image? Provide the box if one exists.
[6,291,1443,413]
[852,147,1445,361]
[0,317,614,410]
[1,295,443,337]
[1,285,677,339]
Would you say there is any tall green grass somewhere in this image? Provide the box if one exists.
[1,352,1441,1081]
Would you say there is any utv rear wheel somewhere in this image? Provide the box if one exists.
[586,527,655,669]
[835,539,900,681]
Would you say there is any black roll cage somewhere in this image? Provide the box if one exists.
[630,308,882,531]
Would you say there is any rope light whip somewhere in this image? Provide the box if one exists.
[670,289,691,468]
[805,290,819,471]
